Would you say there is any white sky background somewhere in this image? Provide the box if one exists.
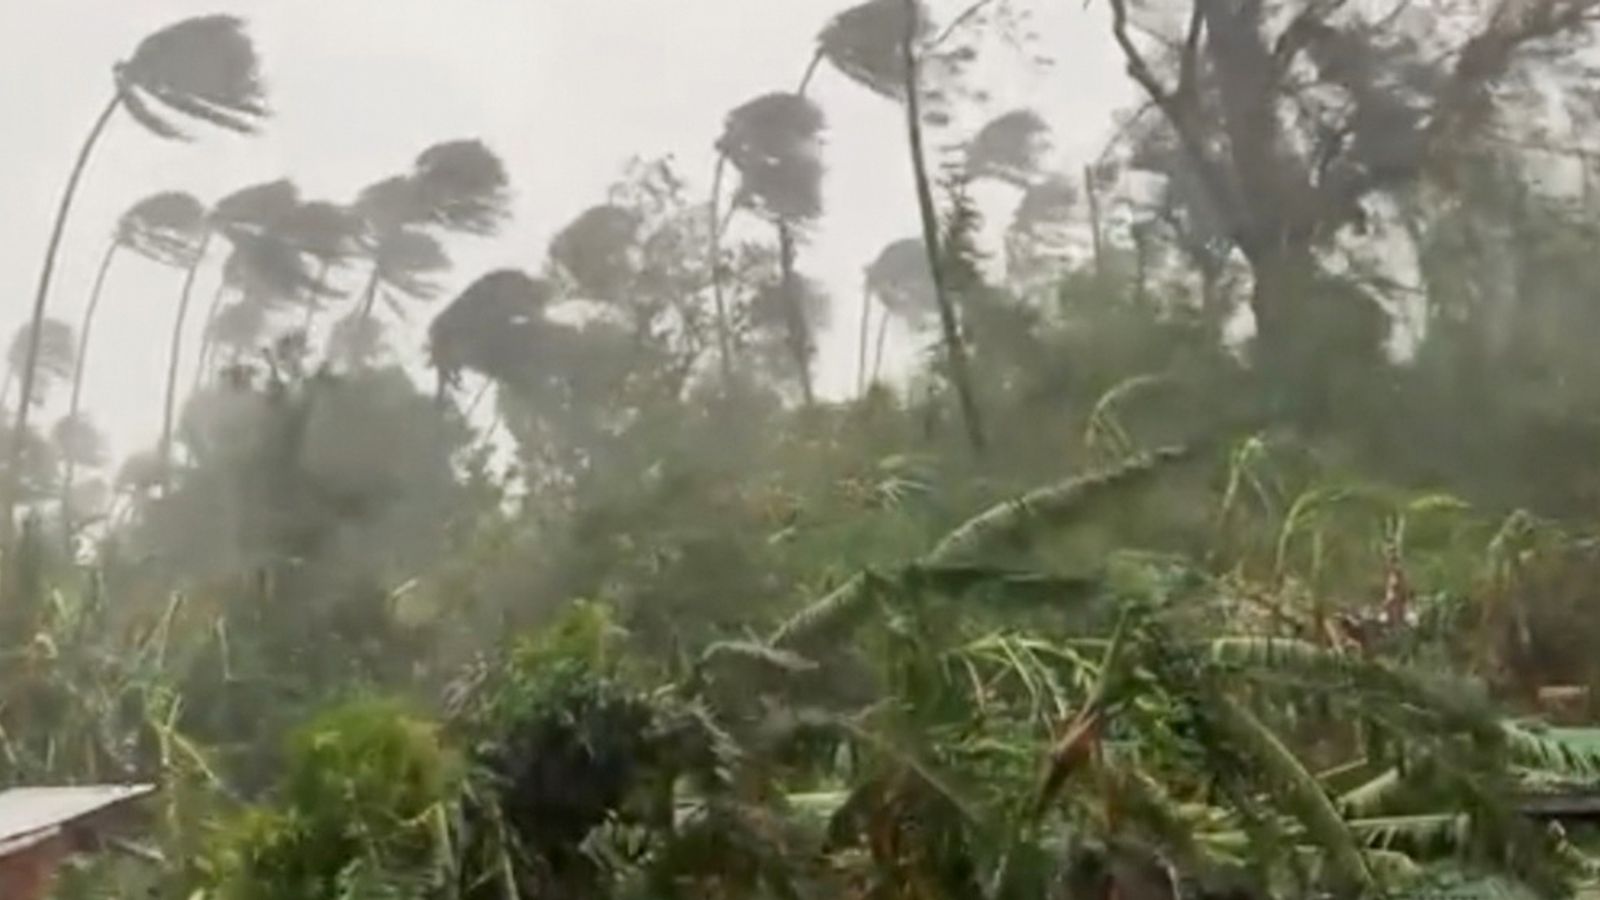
[0,0,1132,465]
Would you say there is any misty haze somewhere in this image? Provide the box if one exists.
[3,1,1600,898]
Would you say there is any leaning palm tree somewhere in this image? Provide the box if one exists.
[860,237,936,392]
[813,0,986,451]
[2,320,76,413]
[6,14,265,533]
[352,140,510,323]
[716,92,827,403]
[157,180,299,487]
[61,190,205,538]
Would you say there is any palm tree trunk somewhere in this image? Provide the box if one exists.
[3,93,122,551]
[61,241,119,544]
[190,283,231,395]
[776,222,814,405]
[900,0,985,454]
[871,308,892,386]
[708,154,736,383]
[357,264,382,320]
[856,284,873,397]
[159,232,213,490]
[302,259,330,335]
[1084,164,1105,280]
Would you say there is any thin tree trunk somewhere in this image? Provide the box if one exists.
[61,242,119,545]
[358,264,382,320]
[1084,164,1105,280]
[776,222,815,405]
[3,93,121,552]
[856,283,873,397]
[901,0,985,454]
[871,305,892,386]
[159,232,213,491]
[708,153,735,382]
[190,283,231,395]
[302,259,330,335]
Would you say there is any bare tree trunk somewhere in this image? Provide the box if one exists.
[159,232,213,491]
[901,0,985,454]
[4,93,122,554]
[61,242,119,546]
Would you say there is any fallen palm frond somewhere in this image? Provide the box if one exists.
[768,446,1189,651]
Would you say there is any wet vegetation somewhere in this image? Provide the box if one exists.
[11,1,1600,897]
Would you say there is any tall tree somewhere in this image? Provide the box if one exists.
[1101,0,1600,413]
[813,0,987,451]
[5,14,265,539]
[158,180,301,487]
[62,190,205,538]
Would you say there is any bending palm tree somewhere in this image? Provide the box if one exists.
[334,141,507,366]
[158,180,300,488]
[62,191,204,538]
[813,0,986,451]
[5,14,265,541]
[715,92,826,402]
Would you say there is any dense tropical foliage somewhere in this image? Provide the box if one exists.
[10,2,1600,898]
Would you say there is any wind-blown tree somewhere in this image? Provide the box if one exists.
[7,14,265,535]
[430,269,558,391]
[549,158,717,389]
[715,92,827,403]
[966,108,1052,188]
[1099,0,1600,417]
[344,140,510,347]
[273,200,363,331]
[1004,174,1079,291]
[61,191,206,534]
[860,237,937,392]
[813,0,987,451]
[158,180,303,487]
[194,206,341,383]
[3,320,76,413]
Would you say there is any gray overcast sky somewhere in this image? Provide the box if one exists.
[0,0,1130,464]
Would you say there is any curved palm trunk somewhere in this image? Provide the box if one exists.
[60,242,119,544]
[357,264,383,320]
[901,0,985,454]
[776,222,815,405]
[856,283,873,397]
[158,232,213,491]
[871,307,892,386]
[190,283,231,395]
[708,154,735,382]
[3,93,122,550]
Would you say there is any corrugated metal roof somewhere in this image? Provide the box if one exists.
[0,785,155,850]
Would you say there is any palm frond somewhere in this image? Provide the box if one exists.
[968,109,1052,187]
[118,15,267,138]
[411,139,512,235]
[116,191,207,265]
[865,237,936,325]
[817,0,928,100]
[717,93,826,223]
